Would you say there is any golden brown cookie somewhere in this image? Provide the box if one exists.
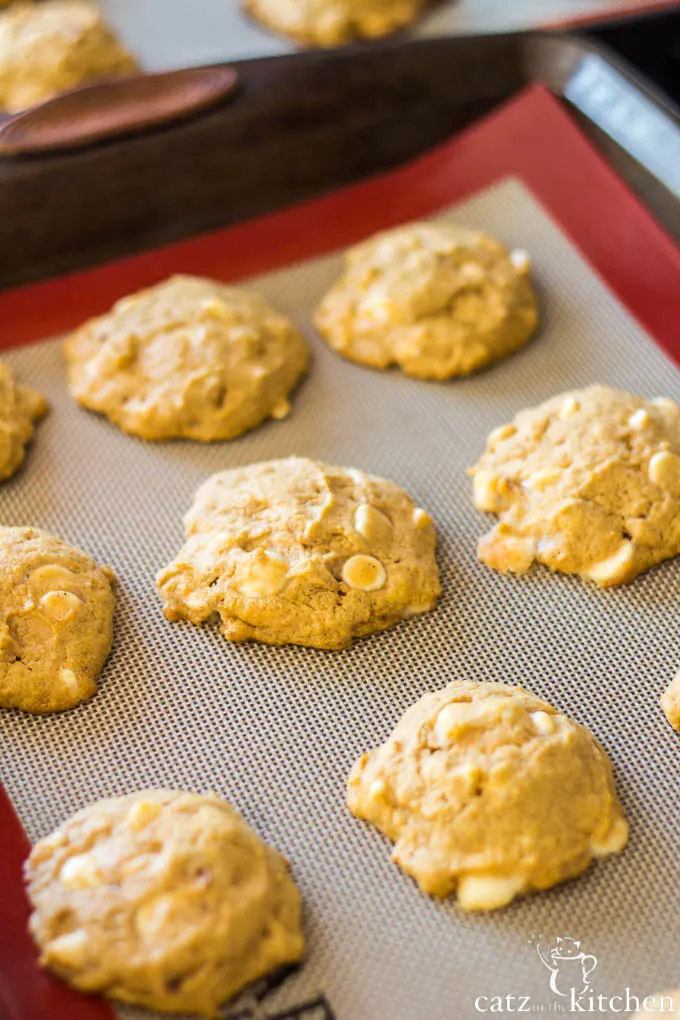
[0,527,116,714]
[0,0,137,113]
[469,386,680,586]
[157,457,440,649]
[0,359,48,481]
[64,275,310,442]
[243,0,424,46]
[348,681,628,911]
[25,790,304,1017]
[661,671,680,732]
[315,222,538,379]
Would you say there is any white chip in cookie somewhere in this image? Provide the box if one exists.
[348,681,628,910]
[25,790,304,1016]
[0,359,48,481]
[157,456,440,648]
[0,0,137,113]
[243,0,424,46]
[64,275,310,442]
[0,527,116,714]
[315,222,538,379]
[469,385,680,586]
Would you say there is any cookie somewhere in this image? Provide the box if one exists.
[0,359,48,481]
[157,456,440,649]
[0,527,116,714]
[0,0,137,113]
[469,386,680,586]
[315,222,538,379]
[25,790,304,1017]
[64,275,310,442]
[348,680,628,911]
[661,671,680,732]
[243,0,424,46]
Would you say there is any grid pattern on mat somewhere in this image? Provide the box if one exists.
[2,179,680,1020]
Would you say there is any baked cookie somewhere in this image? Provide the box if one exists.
[0,359,48,481]
[25,790,304,1017]
[157,456,440,649]
[348,680,628,910]
[0,0,137,113]
[661,671,680,732]
[469,386,680,586]
[64,275,310,442]
[243,0,424,46]
[315,222,538,379]
[0,527,116,714]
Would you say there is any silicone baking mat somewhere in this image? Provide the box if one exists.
[2,87,680,1020]
[98,0,680,69]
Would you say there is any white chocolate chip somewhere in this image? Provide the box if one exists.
[235,551,289,598]
[44,929,89,968]
[472,470,502,512]
[628,408,650,430]
[434,701,484,741]
[40,590,82,621]
[270,399,291,421]
[488,423,516,445]
[354,504,392,546]
[342,555,386,592]
[61,854,102,890]
[530,710,555,735]
[401,600,434,619]
[651,396,678,411]
[30,564,76,590]
[649,450,680,495]
[510,249,531,272]
[457,874,524,912]
[59,668,80,692]
[495,532,537,574]
[526,467,561,491]
[127,799,162,831]
[412,507,432,529]
[559,396,580,419]
[367,779,386,801]
[585,541,635,585]
[590,816,629,857]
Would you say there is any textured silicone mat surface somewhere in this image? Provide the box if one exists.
[2,179,680,1020]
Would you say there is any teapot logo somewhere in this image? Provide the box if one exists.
[536,936,598,999]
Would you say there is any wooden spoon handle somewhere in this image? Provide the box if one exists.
[0,66,238,156]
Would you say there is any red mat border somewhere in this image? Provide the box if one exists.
[2,83,680,1020]
[1,85,680,366]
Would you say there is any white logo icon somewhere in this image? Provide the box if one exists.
[536,935,598,1000]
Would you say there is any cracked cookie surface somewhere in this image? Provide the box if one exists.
[25,790,304,1017]
[348,681,628,911]
[243,0,424,46]
[0,359,48,481]
[315,222,538,379]
[65,275,310,442]
[469,386,680,586]
[0,527,116,714]
[157,456,440,649]
[0,0,137,113]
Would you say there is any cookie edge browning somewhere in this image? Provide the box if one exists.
[25,789,305,1017]
[347,680,629,911]
[0,377,49,482]
[661,671,680,732]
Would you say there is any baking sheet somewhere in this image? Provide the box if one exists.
[98,0,680,69]
[2,177,680,1020]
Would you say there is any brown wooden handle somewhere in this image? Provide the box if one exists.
[0,66,238,156]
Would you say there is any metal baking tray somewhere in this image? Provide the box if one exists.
[1,24,680,292]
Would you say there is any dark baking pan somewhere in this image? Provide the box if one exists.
[1,23,679,293]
